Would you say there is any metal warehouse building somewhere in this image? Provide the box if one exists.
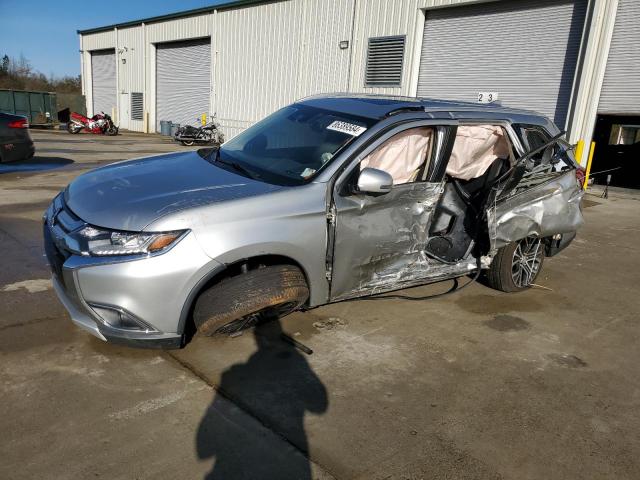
[78,0,639,175]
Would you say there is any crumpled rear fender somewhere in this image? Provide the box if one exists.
[488,170,584,250]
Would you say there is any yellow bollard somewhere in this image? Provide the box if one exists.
[583,141,596,190]
[574,139,585,165]
[201,113,207,126]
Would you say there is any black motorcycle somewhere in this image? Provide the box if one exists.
[174,118,225,146]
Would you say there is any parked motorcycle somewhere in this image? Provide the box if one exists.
[174,118,225,146]
[67,111,119,135]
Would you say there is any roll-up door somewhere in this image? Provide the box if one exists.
[156,39,211,131]
[91,50,116,116]
[598,0,640,114]
[417,0,587,128]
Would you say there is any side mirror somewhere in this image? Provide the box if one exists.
[357,167,393,194]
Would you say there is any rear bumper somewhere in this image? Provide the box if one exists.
[0,140,35,162]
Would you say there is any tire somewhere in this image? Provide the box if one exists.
[193,265,309,336]
[106,125,118,136]
[67,123,80,134]
[181,140,194,146]
[486,236,545,293]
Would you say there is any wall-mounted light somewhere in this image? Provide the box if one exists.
[122,58,127,64]
[339,40,349,50]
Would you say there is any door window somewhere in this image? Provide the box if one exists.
[359,127,434,185]
[517,125,553,162]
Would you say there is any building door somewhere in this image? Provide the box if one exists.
[91,49,117,117]
[119,92,129,130]
[417,0,587,130]
[591,1,640,188]
[597,0,640,116]
[156,38,211,132]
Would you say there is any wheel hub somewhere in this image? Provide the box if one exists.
[511,236,543,288]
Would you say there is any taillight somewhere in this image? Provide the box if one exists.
[8,118,28,129]
[575,166,586,189]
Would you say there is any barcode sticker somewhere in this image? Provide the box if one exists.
[327,121,367,137]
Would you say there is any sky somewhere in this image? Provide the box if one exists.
[0,0,226,78]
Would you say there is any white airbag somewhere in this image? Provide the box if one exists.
[360,128,433,185]
[447,125,510,180]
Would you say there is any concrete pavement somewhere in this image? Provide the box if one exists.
[1,130,639,479]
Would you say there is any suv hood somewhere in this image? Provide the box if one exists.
[65,151,284,231]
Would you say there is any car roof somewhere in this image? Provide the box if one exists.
[296,94,556,131]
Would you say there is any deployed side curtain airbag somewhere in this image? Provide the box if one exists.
[360,128,433,184]
[447,125,510,180]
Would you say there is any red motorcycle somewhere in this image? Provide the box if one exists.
[67,111,119,135]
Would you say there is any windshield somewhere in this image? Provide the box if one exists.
[215,104,375,186]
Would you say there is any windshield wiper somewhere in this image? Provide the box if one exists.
[216,156,257,180]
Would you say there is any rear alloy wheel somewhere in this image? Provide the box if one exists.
[193,265,309,336]
[486,236,545,292]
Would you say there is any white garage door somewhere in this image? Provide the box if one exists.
[417,0,587,128]
[91,50,116,116]
[156,39,211,131]
[598,0,640,114]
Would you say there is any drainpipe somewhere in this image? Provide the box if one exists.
[567,0,618,165]
[114,27,119,123]
[79,34,85,96]
[142,22,147,133]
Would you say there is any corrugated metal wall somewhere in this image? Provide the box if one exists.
[417,0,587,128]
[348,0,487,96]
[77,0,625,146]
[156,39,211,130]
[91,50,117,116]
[77,0,492,134]
[598,0,640,114]
[116,27,144,131]
[215,0,355,138]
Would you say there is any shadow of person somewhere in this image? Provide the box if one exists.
[196,319,328,480]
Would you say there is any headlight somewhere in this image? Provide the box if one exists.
[74,226,187,256]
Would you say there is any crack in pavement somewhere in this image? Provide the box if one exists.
[0,316,59,332]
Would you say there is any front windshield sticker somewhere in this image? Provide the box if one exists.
[327,120,367,137]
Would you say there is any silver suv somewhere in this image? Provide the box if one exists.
[44,95,584,348]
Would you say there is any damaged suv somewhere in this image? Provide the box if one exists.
[44,95,584,348]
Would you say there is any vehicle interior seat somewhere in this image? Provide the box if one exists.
[426,125,512,263]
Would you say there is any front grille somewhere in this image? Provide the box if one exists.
[43,223,69,287]
[51,199,84,234]
[43,195,77,288]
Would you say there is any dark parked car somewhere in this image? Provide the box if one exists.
[0,112,35,162]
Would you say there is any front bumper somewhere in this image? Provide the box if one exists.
[43,197,222,348]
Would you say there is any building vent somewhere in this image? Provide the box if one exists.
[365,35,405,87]
[131,92,144,121]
